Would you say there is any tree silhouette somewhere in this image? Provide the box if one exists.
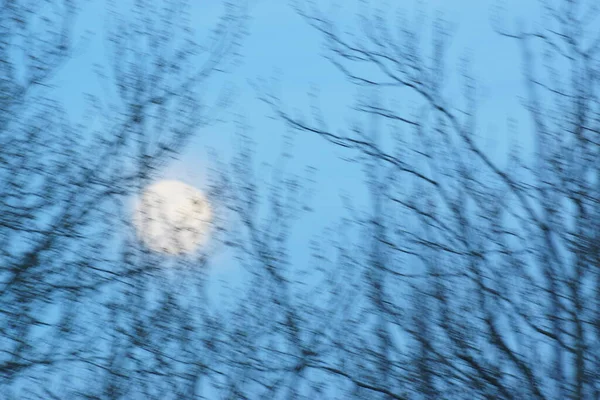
[3,0,599,399]
[257,0,600,398]
[1,0,246,398]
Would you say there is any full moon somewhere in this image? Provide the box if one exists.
[133,180,212,255]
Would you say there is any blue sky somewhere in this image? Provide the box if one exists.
[50,0,544,298]
[8,1,597,397]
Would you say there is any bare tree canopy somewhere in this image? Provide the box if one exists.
[1,0,599,399]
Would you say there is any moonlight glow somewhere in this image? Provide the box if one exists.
[133,180,212,255]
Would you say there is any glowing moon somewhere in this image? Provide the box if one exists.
[133,180,212,255]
